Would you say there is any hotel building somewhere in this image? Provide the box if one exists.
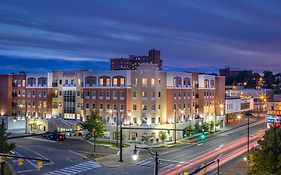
[0,64,225,141]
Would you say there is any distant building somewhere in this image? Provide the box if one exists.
[110,49,163,70]
[219,67,241,77]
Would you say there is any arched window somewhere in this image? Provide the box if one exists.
[210,79,215,87]
[99,76,111,86]
[173,77,182,87]
[112,76,126,87]
[183,78,191,87]
[27,77,36,87]
[204,79,209,88]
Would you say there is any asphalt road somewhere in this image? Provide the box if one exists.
[6,137,116,175]
[99,120,266,175]
[6,120,266,175]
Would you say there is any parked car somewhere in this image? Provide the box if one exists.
[42,131,52,138]
[46,131,66,141]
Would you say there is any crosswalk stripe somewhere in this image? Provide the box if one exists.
[44,161,101,175]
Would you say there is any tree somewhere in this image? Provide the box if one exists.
[194,122,201,132]
[186,125,193,136]
[160,132,167,143]
[0,123,16,153]
[248,127,281,175]
[80,111,105,140]
[202,122,210,132]
[210,121,215,131]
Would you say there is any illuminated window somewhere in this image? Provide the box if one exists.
[22,80,26,87]
[142,78,147,85]
[151,78,155,85]
[120,78,125,86]
[113,78,118,85]
[43,101,47,108]
[106,78,110,86]
[99,78,103,86]
[142,91,147,97]
[78,79,81,85]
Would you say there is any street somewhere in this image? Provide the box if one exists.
[6,120,265,175]
[7,137,116,175]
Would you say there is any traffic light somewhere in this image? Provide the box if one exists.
[18,158,24,166]
[0,156,4,163]
[92,128,96,135]
[200,133,206,140]
[37,160,43,169]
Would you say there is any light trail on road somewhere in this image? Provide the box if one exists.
[159,130,265,175]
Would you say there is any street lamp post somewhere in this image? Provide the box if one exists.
[133,145,159,175]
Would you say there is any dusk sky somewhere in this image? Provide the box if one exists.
[1,0,281,73]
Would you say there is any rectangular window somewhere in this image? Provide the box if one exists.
[120,91,125,98]
[113,91,117,98]
[133,117,137,124]
[106,91,110,98]
[92,91,96,98]
[133,105,137,110]
[142,78,147,86]
[100,104,103,110]
[133,78,137,86]
[65,80,68,85]
[158,92,161,97]
[113,78,118,86]
[106,78,110,86]
[142,91,147,97]
[152,92,156,97]
[120,78,125,86]
[152,118,155,124]
[99,78,103,86]
[99,91,103,98]
[71,79,74,85]
[152,105,155,111]
[133,92,137,98]
[22,80,26,87]
[151,78,155,86]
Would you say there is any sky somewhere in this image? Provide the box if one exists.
[1,0,281,74]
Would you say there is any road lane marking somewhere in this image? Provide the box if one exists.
[13,151,38,169]
[44,161,101,175]
[17,144,53,163]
